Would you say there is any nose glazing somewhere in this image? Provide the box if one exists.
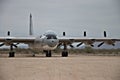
[48,39,58,47]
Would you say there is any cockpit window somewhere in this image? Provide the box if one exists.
[46,35,57,39]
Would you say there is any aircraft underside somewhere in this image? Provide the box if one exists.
[8,49,68,57]
[8,43,68,57]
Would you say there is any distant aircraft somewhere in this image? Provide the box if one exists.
[0,14,120,57]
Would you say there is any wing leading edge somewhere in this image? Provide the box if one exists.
[0,37,35,43]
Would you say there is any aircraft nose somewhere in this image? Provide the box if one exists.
[48,39,58,47]
[52,40,54,42]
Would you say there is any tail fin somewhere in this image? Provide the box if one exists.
[29,13,33,36]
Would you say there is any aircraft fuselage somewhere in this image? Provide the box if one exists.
[30,31,59,50]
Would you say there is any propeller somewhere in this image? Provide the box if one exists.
[0,43,5,47]
[97,31,107,47]
[76,31,86,47]
[84,31,86,37]
[57,43,74,48]
[63,32,66,36]
[12,43,19,48]
[104,31,107,37]
[98,42,104,47]
[9,43,19,51]
[90,44,94,47]
[7,31,10,36]
[0,43,19,50]
[57,43,62,48]
[76,42,83,47]
[69,44,74,48]
[12,44,17,48]
[0,31,10,47]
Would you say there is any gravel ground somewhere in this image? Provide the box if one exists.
[0,55,120,80]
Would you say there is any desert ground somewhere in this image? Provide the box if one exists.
[0,55,120,80]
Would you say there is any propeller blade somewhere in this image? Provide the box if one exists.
[76,42,83,47]
[12,43,19,48]
[98,42,104,47]
[104,31,107,37]
[112,44,115,46]
[57,43,62,47]
[14,43,19,45]
[7,31,10,36]
[90,44,94,47]
[63,32,66,36]
[84,31,86,37]
[69,44,74,48]
[0,43,5,47]
[13,44,17,48]
[12,43,18,48]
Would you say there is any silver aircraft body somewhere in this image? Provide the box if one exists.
[0,14,120,57]
[32,30,59,50]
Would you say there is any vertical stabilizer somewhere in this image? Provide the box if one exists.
[29,13,33,36]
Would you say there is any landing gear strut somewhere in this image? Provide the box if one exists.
[44,50,52,57]
[62,43,68,57]
[9,44,15,57]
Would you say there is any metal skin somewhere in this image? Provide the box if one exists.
[1,14,120,57]
[31,31,59,50]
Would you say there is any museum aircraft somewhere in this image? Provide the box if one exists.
[0,14,120,57]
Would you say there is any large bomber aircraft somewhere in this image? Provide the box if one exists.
[0,14,120,57]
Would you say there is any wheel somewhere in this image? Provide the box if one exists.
[62,51,68,57]
[32,54,35,57]
[46,51,51,57]
[9,52,15,57]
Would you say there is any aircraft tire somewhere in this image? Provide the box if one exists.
[62,51,68,57]
[46,51,51,57]
[32,54,35,57]
[9,52,15,57]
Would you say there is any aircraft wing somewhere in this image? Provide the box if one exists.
[58,37,120,47]
[0,37,35,43]
[59,37,120,42]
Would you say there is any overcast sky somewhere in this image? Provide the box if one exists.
[0,0,120,38]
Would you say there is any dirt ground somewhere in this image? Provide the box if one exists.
[0,55,120,80]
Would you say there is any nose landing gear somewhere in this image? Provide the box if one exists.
[44,50,52,57]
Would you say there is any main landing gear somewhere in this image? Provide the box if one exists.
[9,45,15,57]
[62,51,68,57]
[61,43,68,57]
[9,51,15,57]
